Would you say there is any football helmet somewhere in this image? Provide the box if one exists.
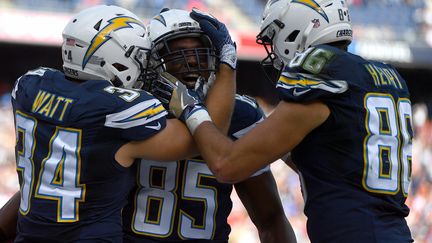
[147,8,217,90]
[257,0,352,69]
[62,5,151,89]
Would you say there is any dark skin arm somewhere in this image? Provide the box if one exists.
[205,64,236,134]
[0,191,19,241]
[235,171,297,243]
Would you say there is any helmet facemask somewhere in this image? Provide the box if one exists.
[256,19,285,84]
[151,33,217,89]
[145,8,219,98]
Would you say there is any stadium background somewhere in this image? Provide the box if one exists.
[0,0,431,242]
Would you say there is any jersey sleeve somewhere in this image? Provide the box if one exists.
[104,90,168,141]
[277,45,349,103]
[229,95,270,176]
[228,95,265,139]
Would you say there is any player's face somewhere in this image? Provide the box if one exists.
[165,37,211,89]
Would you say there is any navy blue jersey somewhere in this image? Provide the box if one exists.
[122,95,268,242]
[11,68,168,242]
[277,45,413,242]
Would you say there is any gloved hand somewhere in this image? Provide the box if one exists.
[190,8,237,70]
[151,72,204,113]
[152,72,212,133]
[193,76,208,102]
[147,77,171,111]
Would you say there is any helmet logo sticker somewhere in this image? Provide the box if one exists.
[153,14,167,27]
[312,19,320,28]
[83,16,144,69]
[292,0,329,23]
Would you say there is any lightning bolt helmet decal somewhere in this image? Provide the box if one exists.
[292,0,329,22]
[82,16,144,69]
[152,14,167,27]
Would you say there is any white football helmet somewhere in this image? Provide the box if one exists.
[257,0,352,68]
[147,8,217,89]
[62,5,151,89]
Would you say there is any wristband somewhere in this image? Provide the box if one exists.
[185,107,212,134]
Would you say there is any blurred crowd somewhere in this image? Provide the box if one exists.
[0,94,19,208]
[1,0,432,46]
[1,96,431,242]
[0,0,432,242]
[406,102,432,242]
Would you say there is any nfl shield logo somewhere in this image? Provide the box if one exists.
[312,19,320,28]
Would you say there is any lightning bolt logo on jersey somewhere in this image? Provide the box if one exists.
[277,45,413,242]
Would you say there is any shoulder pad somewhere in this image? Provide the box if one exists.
[277,71,348,102]
[24,67,57,77]
[235,94,259,109]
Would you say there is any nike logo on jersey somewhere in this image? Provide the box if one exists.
[293,88,311,96]
[145,122,161,130]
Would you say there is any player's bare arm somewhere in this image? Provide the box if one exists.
[193,100,330,183]
[205,64,236,134]
[235,172,297,243]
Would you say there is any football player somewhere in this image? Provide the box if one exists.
[162,2,414,242]
[2,4,235,242]
[121,9,296,243]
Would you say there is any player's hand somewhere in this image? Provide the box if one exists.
[190,8,237,70]
[149,72,202,107]
[169,78,204,121]
[152,72,204,118]
[155,72,212,133]
[149,72,175,110]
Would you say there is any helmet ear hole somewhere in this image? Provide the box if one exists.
[112,63,128,72]
[286,30,300,42]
